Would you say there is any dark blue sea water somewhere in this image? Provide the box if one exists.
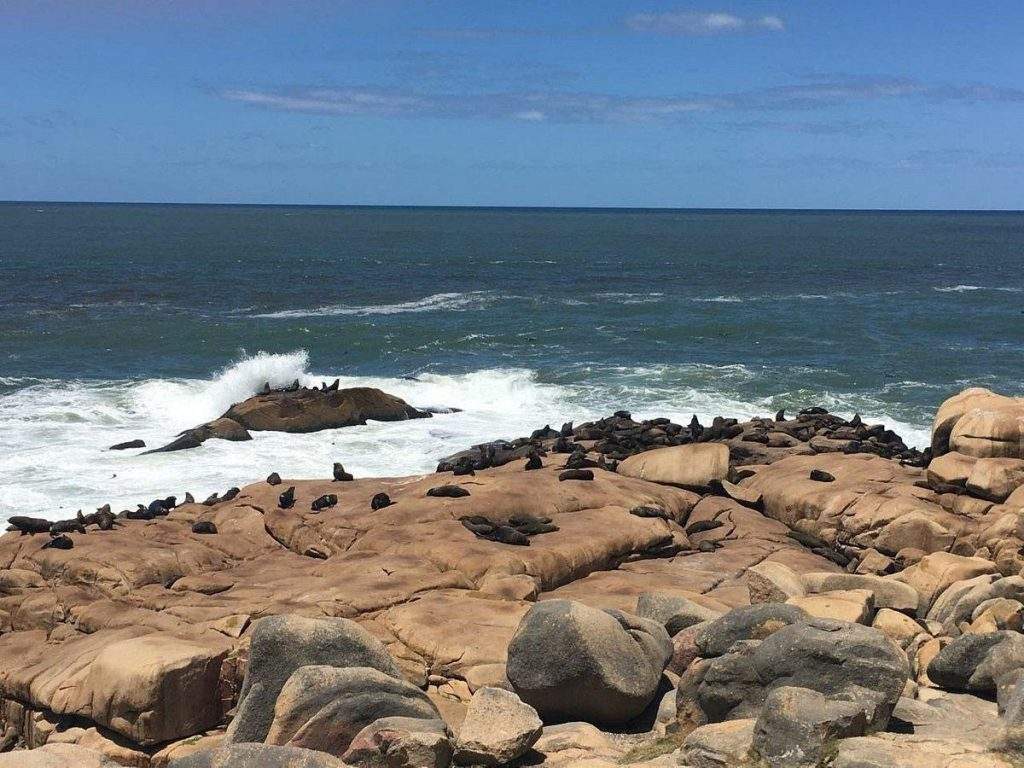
[2,203,1023,519]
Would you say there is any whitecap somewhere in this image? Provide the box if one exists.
[252,292,494,319]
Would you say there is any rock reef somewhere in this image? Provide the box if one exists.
[2,387,1024,766]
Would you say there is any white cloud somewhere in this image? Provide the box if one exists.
[626,10,785,35]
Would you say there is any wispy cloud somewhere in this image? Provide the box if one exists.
[626,11,785,35]
[217,75,1024,125]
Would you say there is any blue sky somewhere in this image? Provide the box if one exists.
[2,1,1023,208]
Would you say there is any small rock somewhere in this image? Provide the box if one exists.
[454,687,542,766]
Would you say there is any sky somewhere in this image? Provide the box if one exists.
[1,0,1023,208]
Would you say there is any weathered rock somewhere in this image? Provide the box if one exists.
[617,444,729,489]
[927,631,1024,694]
[695,604,808,658]
[146,417,252,454]
[681,719,756,768]
[0,744,120,768]
[226,386,429,433]
[966,458,1024,502]
[746,561,805,604]
[343,716,452,768]
[894,552,998,615]
[926,451,976,488]
[787,589,875,625]
[454,687,542,766]
[832,734,1013,768]
[695,619,908,731]
[265,666,440,756]
[170,743,346,767]
[506,600,672,724]
[752,686,866,768]
[636,592,722,636]
[871,608,925,648]
[226,615,402,745]
[801,572,919,614]
[932,387,1024,457]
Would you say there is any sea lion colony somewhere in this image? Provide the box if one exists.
[1,386,1024,767]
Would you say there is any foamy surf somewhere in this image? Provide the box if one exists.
[0,351,933,522]
[251,291,495,319]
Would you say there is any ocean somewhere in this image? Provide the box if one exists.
[2,202,1023,522]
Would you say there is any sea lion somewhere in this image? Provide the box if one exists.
[370,492,393,511]
[686,519,724,535]
[7,516,51,535]
[426,485,470,498]
[333,463,354,482]
[279,486,296,509]
[221,487,240,502]
[697,540,718,553]
[311,494,338,511]
[849,413,863,428]
[524,454,543,471]
[96,510,116,530]
[77,509,97,527]
[560,421,574,437]
[184,492,195,504]
[511,519,559,535]
[559,469,594,482]
[286,379,300,392]
[49,519,86,536]
[42,535,73,550]
[630,505,670,520]
[689,415,703,439]
[109,439,146,450]
[192,521,218,534]
[459,515,495,535]
[202,493,220,506]
[452,457,476,476]
[125,507,154,520]
[260,381,271,394]
[326,378,340,391]
[774,409,786,422]
[614,410,632,420]
[267,472,282,486]
[809,469,835,483]
[148,499,169,516]
[482,525,530,546]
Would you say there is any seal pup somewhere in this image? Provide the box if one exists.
[370,492,393,510]
[192,521,218,534]
[43,535,73,550]
[267,472,282,486]
[559,469,594,482]
[311,494,338,512]
[7,516,51,535]
[524,454,543,471]
[426,485,470,498]
[333,463,354,482]
[278,486,296,509]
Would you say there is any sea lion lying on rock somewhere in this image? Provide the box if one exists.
[192,521,218,534]
[370,493,393,510]
[559,469,594,481]
[426,485,470,498]
[311,494,338,512]
[42,534,73,550]
[6,516,52,535]
[267,472,282,486]
[49,519,86,536]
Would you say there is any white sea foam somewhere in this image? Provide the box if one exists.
[251,292,494,319]
[933,285,1022,293]
[0,352,933,522]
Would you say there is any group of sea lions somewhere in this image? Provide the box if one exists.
[258,378,341,395]
[460,512,558,546]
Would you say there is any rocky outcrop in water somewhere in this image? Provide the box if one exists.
[143,381,431,453]
[3,387,1024,767]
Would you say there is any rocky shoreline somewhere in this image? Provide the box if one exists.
[2,386,1024,767]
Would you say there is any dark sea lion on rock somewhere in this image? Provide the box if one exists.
[787,530,828,550]
[192,521,218,534]
[310,494,338,511]
[809,469,836,482]
[524,454,543,471]
[202,493,219,506]
[370,492,393,510]
[7,516,51,535]
[426,485,470,498]
[531,425,561,440]
[686,519,724,535]
[559,468,594,481]
[278,486,295,509]
[560,421,574,437]
[77,510,96,527]
[697,540,718,553]
[333,463,354,482]
[452,461,476,477]
[266,472,282,486]
[49,519,86,536]
[460,516,495,535]
[564,451,598,470]
[183,492,195,504]
[43,535,73,550]
[148,499,169,516]
[614,410,632,420]
[95,510,116,530]
[774,409,786,422]
[125,506,154,520]
[221,487,240,502]
[482,525,530,546]
[630,505,670,520]
[512,519,559,535]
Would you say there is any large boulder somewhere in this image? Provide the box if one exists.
[801,572,919,614]
[454,687,542,766]
[170,744,345,767]
[932,387,1024,457]
[966,458,1024,502]
[696,604,808,658]
[505,600,672,724]
[941,389,1024,459]
[145,417,252,453]
[225,386,429,433]
[636,592,722,636]
[693,619,908,732]
[927,631,1024,694]
[893,552,998,615]
[752,686,866,768]
[225,615,402,745]
[265,666,440,756]
[616,444,729,489]
[681,720,756,768]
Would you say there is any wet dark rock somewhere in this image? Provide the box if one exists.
[109,439,146,450]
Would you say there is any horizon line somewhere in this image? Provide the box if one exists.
[1,199,1022,214]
